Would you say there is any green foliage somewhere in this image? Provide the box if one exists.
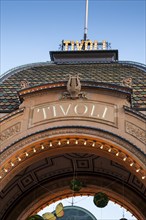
[70,179,82,192]
[93,192,109,208]
[26,214,44,220]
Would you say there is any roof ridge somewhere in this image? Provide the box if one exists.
[1,60,145,84]
[0,61,54,83]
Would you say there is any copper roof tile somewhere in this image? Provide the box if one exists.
[0,62,146,112]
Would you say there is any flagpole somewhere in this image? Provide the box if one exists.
[84,0,88,41]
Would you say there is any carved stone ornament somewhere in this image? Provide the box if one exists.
[125,121,146,144]
[0,122,21,143]
[62,74,86,99]
[121,77,132,88]
[20,80,29,89]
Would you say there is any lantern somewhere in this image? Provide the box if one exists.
[93,192,109,208]
[27,214,44,220]
[70,179,82,192]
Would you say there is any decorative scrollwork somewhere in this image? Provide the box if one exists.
[0,123,21,143]
[125,121,146,144]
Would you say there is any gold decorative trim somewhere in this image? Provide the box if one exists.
[0,128,145,182]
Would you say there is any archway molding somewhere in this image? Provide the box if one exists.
[1,126,146,220]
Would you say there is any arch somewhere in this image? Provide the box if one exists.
[1,127,146,220]
[1,59,146,220]
[1,126,146,186]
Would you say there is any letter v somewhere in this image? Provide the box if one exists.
[60,104,71,116]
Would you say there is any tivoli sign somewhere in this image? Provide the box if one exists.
[29,100,117,127]
[62,40,109,51]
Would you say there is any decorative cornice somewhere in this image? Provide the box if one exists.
[18,82,66,96]
[0,108,24,123]
[124,106,146,121]
[18,81,132,99]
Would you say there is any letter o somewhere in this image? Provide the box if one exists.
[74,104,88,115]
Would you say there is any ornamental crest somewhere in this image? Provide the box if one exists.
[62,74,86,99]
[20,80,30,89]
[121,77,132,88]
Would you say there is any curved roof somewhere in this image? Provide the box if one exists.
[52,206,97,220]
[0,61,146,112]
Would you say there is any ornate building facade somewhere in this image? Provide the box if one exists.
[0,43,146,219]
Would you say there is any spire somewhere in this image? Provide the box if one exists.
[60,0,112,51]
[84,0,89,41]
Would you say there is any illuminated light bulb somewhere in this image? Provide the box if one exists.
[75,140,78,145]
[25,152,29,157]
[41,145,44,150]
[142,176,145,180]
[116,152,119,156]
[108,148,112,152]
[136,168,140,173]
[130,162,134,167]
[102,40,107,50]
[92,142,95,147]
[18,157,21,161]
[84,140,87,145]
[123,156,127,161]
[11,162,14,167]
[33,148,36,153]
[49,142,52,147]
[0,176,2,179]
[67,140,70,144]
[4,168,8,173]
[100,145,103,149]
[58,141,61,146]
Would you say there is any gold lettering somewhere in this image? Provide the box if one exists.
[63,40,70,51]
[76,40,84,50]
[85,40,92,50]
[94,40,98,50]
[71,41,74,50]
[103,40,106,50]
[89,41,93,50]
[62,40,107,51]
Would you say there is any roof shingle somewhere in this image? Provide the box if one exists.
[0,62,146,112]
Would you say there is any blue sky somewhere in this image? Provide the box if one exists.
[1,0,146,74]
[38,197,137,219]
[0,1,144,218]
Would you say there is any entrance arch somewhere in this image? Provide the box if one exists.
[1,126,146,220]
[1,60,146,220]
